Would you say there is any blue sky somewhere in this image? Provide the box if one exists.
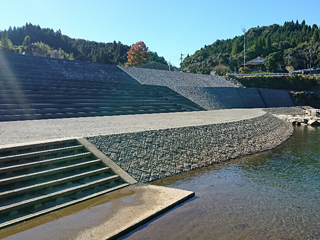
[1,0,319,67]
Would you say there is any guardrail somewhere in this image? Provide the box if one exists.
[226,73,320,77]
[226,73,289,76]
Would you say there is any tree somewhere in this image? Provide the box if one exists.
[32,41,51,57]
[146,51,167,65]
[231,38,239,56]
[313,30,319,43]
[253,37,264,56]
[22,36,31,47]
[0,38,14,52]
[125,41,150,67]
[264,52,282,72]
[264,35,272,55]
[213,64,230,76]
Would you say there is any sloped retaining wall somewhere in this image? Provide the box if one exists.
[87,113,293,182]
[173,87,295,110]
[119,66,295,110]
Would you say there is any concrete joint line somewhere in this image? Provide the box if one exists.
[77,138,137,184]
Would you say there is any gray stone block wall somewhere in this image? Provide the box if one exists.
[174,87,246,110]
[119,66,238,88]
[118,66,297,110]
[87,113,293,182]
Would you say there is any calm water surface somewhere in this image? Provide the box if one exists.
[122,127,320,240]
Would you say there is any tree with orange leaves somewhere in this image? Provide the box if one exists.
[125,41,150,67]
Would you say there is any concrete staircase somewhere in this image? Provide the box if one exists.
[0,52,203,121]
[0,139,135,229]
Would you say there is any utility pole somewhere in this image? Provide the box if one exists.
[242,28,246,67]
[168,61,171,71]
[180,54,184,68]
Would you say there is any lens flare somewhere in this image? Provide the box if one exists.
[0,52,31,117]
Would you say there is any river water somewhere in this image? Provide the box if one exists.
[122,127,320,240]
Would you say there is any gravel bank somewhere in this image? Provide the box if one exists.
[263,106,307,115]
[87,113,293,182]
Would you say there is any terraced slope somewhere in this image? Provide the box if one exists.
[0,52,203,121]
[0,139,135,229]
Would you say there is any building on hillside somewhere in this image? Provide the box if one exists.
[50,51,62,59]
[244,56,265,72]
[23,45,44,57]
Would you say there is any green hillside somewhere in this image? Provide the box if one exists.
[0,23,167,65]
[182,20,320,75]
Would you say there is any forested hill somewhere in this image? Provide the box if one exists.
[182,20,320,74]
[0,23,167,65]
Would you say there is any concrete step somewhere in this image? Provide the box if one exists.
[0,139,78,157]
[0,152,93,174]
[0,82,157,91]
[0,166,111,199]
[0,183,128,229]
[0,158,102,186]
[0,174,122,213]
[0,106,193,122]
[0,52,204,122]
[0,114,43,121]
[0,145,85,164]
[0,89,166,97]
[0,102,185,110]
[0,139,134,229]
[0,95,178,103]
[0,97,181,105]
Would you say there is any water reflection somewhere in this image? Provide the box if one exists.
[122,127,320,240]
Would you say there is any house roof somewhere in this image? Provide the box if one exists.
[245,56,265,65]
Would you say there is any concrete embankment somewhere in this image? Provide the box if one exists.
[119,66,296,110]
[87,112,293,183]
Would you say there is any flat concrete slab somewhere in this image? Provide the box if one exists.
[258,89,295,107]
[202,87,246,109]
[237,88,267,108]
[0,184,194,240]
[0,109,265,148]
[174,87,245,110]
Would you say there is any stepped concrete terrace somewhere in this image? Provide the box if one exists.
[0,52,299,239]
[0,52,203,122]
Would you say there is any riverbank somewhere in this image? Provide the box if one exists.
[275,108,320,127]
[0,108,294,183]
[87,111,293,183]
[0,108,296,239]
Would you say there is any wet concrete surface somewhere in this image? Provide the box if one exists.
[0,184,194,240]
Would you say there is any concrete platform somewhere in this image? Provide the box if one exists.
[0,184,194,240]
[0,109,265,148]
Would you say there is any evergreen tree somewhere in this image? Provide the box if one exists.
[313,30,319,43]
[231,38,239,56]
[264,35,272,55]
